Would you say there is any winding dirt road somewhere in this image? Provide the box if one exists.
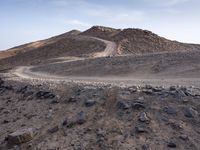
[12,36,200,88]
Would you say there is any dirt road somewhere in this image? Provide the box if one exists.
[12,37,200,88]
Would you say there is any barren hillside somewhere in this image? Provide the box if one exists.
[82,26,200,54]
[0,30,105,71]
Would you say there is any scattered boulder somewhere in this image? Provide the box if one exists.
[48,126,59,134]
[85,99,96,107]
[135,126,148,133]
[169,86,177,91]
[138,112,149,122]
[64,118,77,128]
[132,102,145,110]
[51,99,59,104]
[76,111,86,124]
[142,144,151,150]
[179,134,189,141]
[128,86,138,93]
[142,89,154,95]
[36,91,55,99]
[62,112,86,128]
[68,96,77,103]
[7,128,36,146]
[152,86,164,92]
[62,118,68,126]
[2,120,10,124]
[184,107,198,118]
[167,142,176,148]
[116,100,130,110]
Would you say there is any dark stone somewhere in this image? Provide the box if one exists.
[139,112,149,122]
[2,120,9,124]
[48,126,59,134]
[76,111,86,124]
[167,142,176,148]
[169,86,177,91]
[142,89,154,95]
[142,144,150,150]
[132,102,145,109]
[7,128,35,146]
[66,119,76,128]
[116,101,130,110]
[128,86,138,93]
[62,112,86,128]
[36,91,55,99]
[145,85,153,89]
[68,96,77,103]
[51,99,59,104]
[135,126,148,133]
[184,107,198,118]
[85,99,96,107]
[179,135,189,141]
[152,86,164,92]
[47,148,60,150]
[62,118,68,126]
[163,106,177,115]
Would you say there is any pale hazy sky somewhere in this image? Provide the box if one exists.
[0,0,200,50]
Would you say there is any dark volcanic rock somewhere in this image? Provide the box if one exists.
[65,118,77,128]
[51,99,59,104]
[36,91,55,99]
[138,112,149,122]
[63,112,86,128]
[132,102,145,110]
[85,99,96,107]
[76,111,86,124]
[7,128,35,146]
[48,126,59,134]
[184,107,198,118]
[167,142,177,148]
[116,100,130,110]
[179,134,189,141]
[135,126,148,133]
[68,96,77,103]
[142,89,154,95]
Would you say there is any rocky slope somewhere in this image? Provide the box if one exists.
[0,26,200,149]
[0,31,105,71]
[0,77,199,150]
[1,26,200,72]
[82,26,200,54]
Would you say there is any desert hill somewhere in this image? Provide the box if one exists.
[0,30,105,71]
[82,26,200,54]
[1,25,200,71]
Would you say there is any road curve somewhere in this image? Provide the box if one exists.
[11,37,200,88]
[12,37,119,84]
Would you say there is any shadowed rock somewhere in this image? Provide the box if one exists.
[7,128,36,146]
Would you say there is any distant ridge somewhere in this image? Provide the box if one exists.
[82,26,200,54]
[1,25,200,70]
